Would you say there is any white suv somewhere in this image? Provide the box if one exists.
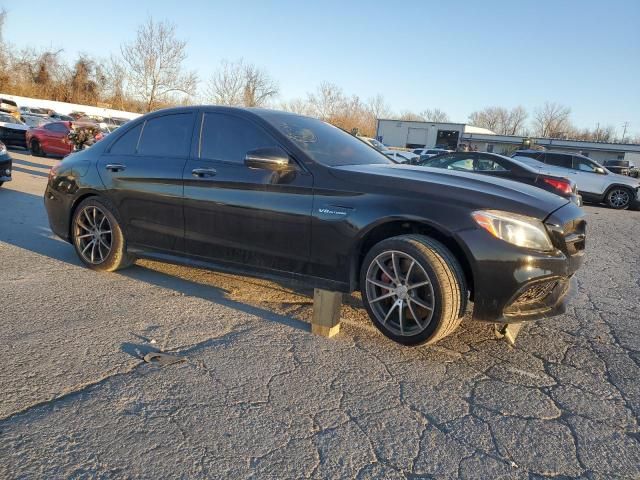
[513,150,640,210]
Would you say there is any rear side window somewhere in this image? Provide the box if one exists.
[544,153,573,168]
[137,113,193,157]
[109,123,142,155]
[476,156,508,172]
[200,113,277,163]
[46,123,68,133]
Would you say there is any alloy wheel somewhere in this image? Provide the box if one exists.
[365,250,435,337]
[74,206,113,264]
[609,189,630,208]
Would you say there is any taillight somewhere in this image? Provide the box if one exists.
[48,161,61,180]
[542,177,573,195]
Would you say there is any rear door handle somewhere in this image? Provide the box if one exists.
[192,168,217,178]
[105,163,126,172]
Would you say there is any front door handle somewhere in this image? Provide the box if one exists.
[192,168,217,178]
[105,163,126,172]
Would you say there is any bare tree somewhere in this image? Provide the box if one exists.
[468,106,528,135]
[398,111,425,121]
[505,106,528,135]
[366,94,392,120]
[206,59,278,107]
[121,17,197,112]
[306,82,347,120]
[280,98,311,115]
[532,102,572,138]
[420,108,450,122]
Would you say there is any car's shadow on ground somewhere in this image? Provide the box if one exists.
[119,262,314,334]
[1,188,313,335]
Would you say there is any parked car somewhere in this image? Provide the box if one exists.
[19,106,50,117]
[44,106,586,346]
[420,151,582,205]
[602,160,637,177]
[49,112,74,121]
[0,98,20,120]
[26,121,103,157]
[383,150,421,164]
[358,136,386,151]
[412,148,453,159]
[0,112,28,148]
[21,114,51,128]
[513,150,640,209]
[0,141,11,187]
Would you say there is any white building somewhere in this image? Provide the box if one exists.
[376,119,640,164]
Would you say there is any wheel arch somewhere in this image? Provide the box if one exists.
[351,218,475,300]
[67,190,103,240]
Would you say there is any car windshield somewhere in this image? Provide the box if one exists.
[262,112,393,167]
[0,113,21,124]
[22,115,49,127]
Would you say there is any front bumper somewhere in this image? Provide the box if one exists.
[0,158,11,182]
[459,202,585,324]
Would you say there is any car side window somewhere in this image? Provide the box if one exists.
[476,156,508,172]
[574,157,598,173]
[109,123,143,155]
[137,113,193,157]
[200,113,278,164]
[45,123,66,133]
[544,153,573,168]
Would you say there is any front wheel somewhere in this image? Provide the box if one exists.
[605,187,632,210]
[30,139,44,157]
[72,197,134,271]
[360,235,467,346]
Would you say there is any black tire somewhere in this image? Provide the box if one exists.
[30,139,44,157]
[360,234,467,346]
[605,187,633,210]
[71,196,134,272]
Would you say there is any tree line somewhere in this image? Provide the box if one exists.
[0,12,637,143]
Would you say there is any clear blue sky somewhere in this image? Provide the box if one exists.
[4,0,640,136]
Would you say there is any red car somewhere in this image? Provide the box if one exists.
[26,121,103,157]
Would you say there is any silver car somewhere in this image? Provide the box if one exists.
[513,150,640,210]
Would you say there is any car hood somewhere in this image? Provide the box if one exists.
[605,171,640,187]
[333,163,569,220]
[0,121,28,131]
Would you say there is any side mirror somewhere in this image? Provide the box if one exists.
[595,167,606,175]
[244,147,291,170]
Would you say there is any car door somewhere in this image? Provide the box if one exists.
[41,123,69,154]
[97,112,196,252]
[571,156,608,195]
[183,111,313,271]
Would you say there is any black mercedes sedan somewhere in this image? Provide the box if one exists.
[44,106,586,346]
[419,151,582,206]
[0,141,11,187]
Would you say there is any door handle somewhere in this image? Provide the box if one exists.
[192,168,217,178]
[105,163,126,172]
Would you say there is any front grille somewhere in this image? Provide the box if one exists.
[512,280,558,306]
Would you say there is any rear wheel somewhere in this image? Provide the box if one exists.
[605,187,632,210]
[360,234,467,346]
[30,139,44,157]
[72,197,134,272]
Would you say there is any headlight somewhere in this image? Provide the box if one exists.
[0,143,6,155]
[472,210,554,251]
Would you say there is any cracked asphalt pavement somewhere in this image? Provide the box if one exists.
[1,149,639,479]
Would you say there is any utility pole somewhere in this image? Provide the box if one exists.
[621,121,629,143]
